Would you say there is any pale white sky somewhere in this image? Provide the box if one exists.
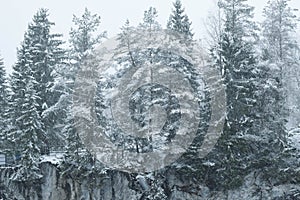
[0,0,299,73]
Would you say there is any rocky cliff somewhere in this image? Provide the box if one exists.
[1,162,300,200]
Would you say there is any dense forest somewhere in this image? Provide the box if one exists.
[0,0,300,199]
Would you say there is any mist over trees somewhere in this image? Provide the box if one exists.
[0,0,300,195]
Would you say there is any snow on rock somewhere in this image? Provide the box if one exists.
[0,163,300,199]
[40,153,64,165]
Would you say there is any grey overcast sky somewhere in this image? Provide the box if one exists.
[0,0,299,73]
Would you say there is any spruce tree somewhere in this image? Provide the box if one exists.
[26,8,64,113]
[261,0,298,127]
[261,0,298,62]
[62,92,83,163]
[259,0,299,181]
[260,0,297,142]
[140,7,160,30]
[12,75,43,181]
[0,56,9,150]
[207,0,278,189]
[16,71,43,180]
[7,8,65,164]
[7,43,29,156]
[18,8,66,148]
[212,0,258,138]
[202,0,293,190]
[62,8,106,163]
[167,0,193,38]
[8,38,45,179]
[69,8,106,66]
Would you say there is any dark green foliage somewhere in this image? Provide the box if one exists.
[261,0,298,62]
[61,8,106,165]
[8,42,44,180]
[0,56,9,149]
[167,0,193,39]
[69,7,106,65]
[6,9,65,179]
[0,1,298,195]
[8,9,67,149]
[199,0,289,190]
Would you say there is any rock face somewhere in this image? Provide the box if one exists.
[0,162,300,200]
